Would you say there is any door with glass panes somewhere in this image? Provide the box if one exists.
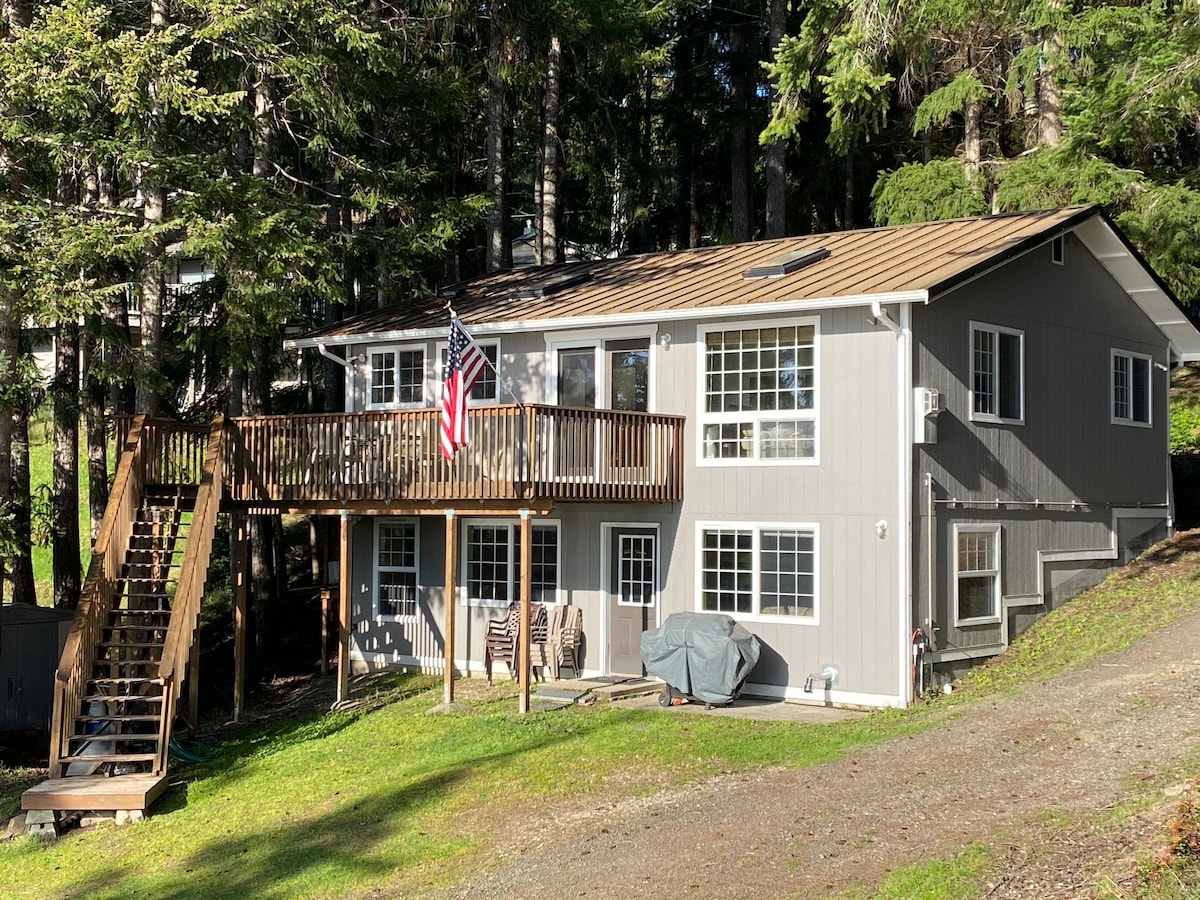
[606,526,657,675]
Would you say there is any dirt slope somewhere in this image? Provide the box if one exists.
[430,607,1200,899]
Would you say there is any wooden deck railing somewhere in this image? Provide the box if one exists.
[154,418,226,774]
[50,416,147,774]
[223,404,684,507]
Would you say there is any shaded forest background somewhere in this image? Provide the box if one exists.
[2,0,1199,678]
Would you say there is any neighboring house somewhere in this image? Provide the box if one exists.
[287,206,1200,708]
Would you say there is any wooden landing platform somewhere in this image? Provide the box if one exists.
[22,774,169,812]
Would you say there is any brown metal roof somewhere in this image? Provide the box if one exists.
[298,206,1096,342]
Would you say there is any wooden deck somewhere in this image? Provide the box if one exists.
[22,774,170,812]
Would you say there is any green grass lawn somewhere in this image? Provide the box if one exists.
[4,528,1200,898]
[0,681,921,899]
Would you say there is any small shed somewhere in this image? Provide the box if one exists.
[1,603,73,733]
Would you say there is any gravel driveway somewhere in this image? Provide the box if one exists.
[434,605,1200,898]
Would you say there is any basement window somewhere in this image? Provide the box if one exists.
[954,525,1001,626]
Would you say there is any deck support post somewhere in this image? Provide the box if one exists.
[518,508,532,714]
[337,510,352,705]
[232,514,248,722]
[443,509,457,705]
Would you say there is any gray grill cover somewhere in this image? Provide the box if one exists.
[640,612,761,705]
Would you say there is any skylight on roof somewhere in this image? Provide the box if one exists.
[742,247,830,280]
[509,270,593,300]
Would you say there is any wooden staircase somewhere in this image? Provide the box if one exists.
[59,489,193,777]
[23,417,225,822]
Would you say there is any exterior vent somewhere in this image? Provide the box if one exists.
[438,285,465,299]
[509,270,594,300]
[743,247,830,280]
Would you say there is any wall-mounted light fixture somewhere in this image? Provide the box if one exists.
[659,333,672,351]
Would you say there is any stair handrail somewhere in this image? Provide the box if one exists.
[50,415,148,774]
[153,416,226,774]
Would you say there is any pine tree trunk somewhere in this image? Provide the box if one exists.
[82,324,108,545]
[1037,37,1063,147]
[537,34,563,265]
[485,0,512,273]
[963,97,983,179]
[135,0,171,417]
[764,0,787,239]
[9,405,34,604]
[53,319,82,609]
[0,0,31,604]
[729,20,752,244]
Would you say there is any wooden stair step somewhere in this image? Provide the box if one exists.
[81,693,163,704]
[98,641,165,650]
[23,774,169,812]
[75,714,162,724]
[69,733,159,744]
[89,677,160,686]
[58,752,158,764]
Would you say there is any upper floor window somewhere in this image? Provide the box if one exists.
[376,519,418,619]
[970,323,1023,424]
[698,524,817,621]
[954,525,1001,625]
[440,340,499,403]
[700,322,817,463]
[1112,349,1151,426]
[368,345,425,409]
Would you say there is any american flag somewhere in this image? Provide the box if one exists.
[440,317,488,460]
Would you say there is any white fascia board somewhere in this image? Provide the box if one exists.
[1074,217,1200,361]
[285,289,931,350]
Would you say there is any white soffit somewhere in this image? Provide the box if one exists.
[1075,217,1200,362]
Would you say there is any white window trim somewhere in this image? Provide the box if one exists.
[544,325,658,410]
[436,337,501,405]
[953,523,1002,627]
[374,517,420,622]
[1051,235,1064,266]
[696,316,821,467]
[694,520,819,625]
[459,517,562,609]
[364,342,429,411]
[1110,348,1153,428]
[969,321,1025,426]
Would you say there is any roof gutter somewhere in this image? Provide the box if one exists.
[317,342,357,369]
[286,289,932,350]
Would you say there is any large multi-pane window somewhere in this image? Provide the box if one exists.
[376,519,418,619]
[1112,349,1151,426]
[700,323,816,462]
[368,345,425,408]
[955,525,1000,624]
[465,521,559,606]
[699,524,817,619]
[971,323,1023,423]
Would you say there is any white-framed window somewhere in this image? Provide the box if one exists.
[366,344,426,409]
[1111,349,1151,427]
[954,524,1001,625]
[698,321,817,464]
[617,532,656,607]
[463,519,560,607]
[697,522,817,621]
[970,322,1023,424]
[438,339,500,403]
[1051,235,1064,265]
[375,519,419,619]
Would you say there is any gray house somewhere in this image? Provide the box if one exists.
[288,205,1200,708]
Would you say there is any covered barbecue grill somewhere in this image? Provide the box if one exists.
[640,612,761,708]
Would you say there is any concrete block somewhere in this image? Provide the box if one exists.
[115,810,144,826]
[23,809,59,825]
